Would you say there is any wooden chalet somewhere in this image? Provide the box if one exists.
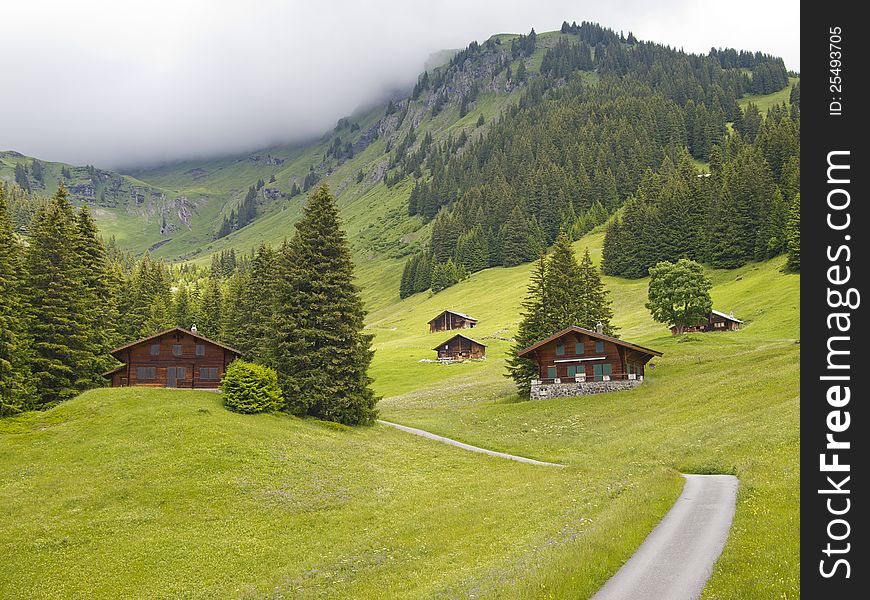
[672,310,743,335]
[433,334,486,361]
[516,326,662,384]
[102,326,242,388]
[428,310,478,333]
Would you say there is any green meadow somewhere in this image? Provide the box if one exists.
[1,225,799,598]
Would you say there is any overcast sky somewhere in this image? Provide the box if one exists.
[1,0,799,170]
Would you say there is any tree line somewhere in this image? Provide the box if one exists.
[602,101,800,277]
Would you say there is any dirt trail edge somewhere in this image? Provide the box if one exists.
[376,420,565,467]
[591,474,738,600]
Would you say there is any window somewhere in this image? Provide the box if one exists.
[593,363,612,381]
[199,367,219,380]
[195,344,205,357]
[547,366,557,379]
[567,365,584,377]
[172,344,183,357]
[136,366,156,380]
[595,341,605,353]
[555,343,565,356]
[575,342,585,355]
[150,344,160,356]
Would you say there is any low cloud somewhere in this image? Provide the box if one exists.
[0,0,799,170]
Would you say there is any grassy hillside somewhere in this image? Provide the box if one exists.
[1,387,683,599]
[1,223,799,598]
[367,229,799,598]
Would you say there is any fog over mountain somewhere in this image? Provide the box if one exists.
[1,0,799,170]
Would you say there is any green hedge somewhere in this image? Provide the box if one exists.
[220,360,283,414]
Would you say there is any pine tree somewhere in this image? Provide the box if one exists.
[500,205,535,266]
[269,184,378,425]
[24,184,98,406]
[0,187,36,414]
[506,255,549,396]
[173,284,195,328]
[785,193,800,271]
[196,277,223,340]
[577,247,615,334]
[74,204,118,378]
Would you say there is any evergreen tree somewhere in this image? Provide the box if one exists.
[24,185,98,406]
[577,247,615,334]
[173,284,195,328]
[269,184,378,425]
[506,255,549,397]
[196,277,224,340]
[785,193,800,272]
[74,204,118,376]
[0,187,36,414]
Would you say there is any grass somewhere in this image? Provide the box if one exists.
[739,76,799,114]
[1,388,682,599]
[369,229,799,598]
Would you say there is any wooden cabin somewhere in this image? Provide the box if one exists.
[433,334,486,361]
[102,326,242,388]
[516,326,662,384]
[428,310,478,333]
[672,310,743,335]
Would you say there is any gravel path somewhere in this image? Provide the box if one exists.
[377,420,565,467]
[591,474,739,600]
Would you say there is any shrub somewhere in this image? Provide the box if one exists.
[220,360,283,414]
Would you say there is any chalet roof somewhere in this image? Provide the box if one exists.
[101,364,126,377]
[432,333,487,350]
[109,326,243,358]
[516,326,663,359]
[427,310,478,324]
[710,309,743,324]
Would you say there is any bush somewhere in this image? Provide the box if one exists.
[220,360,283,414]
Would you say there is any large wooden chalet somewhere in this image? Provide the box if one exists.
[428,310,478,333]
[433,334,486,361]
[517,326,662,398]
[672,310,743,335]
[102,326,242,388]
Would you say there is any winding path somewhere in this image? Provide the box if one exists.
[377,420,564,467]
[591,474,738,600]
[379,419,738,600]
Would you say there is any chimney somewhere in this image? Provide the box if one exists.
[190,324,198,334]
[595,322,604,334]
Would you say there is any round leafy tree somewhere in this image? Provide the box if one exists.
[645,259,713,334]
[221,360,283,414]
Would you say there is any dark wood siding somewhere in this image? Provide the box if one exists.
[435,336,486,360]
[429,312,477,332]
[109,331,237,388]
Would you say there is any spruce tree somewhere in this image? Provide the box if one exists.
[577,247,615,334]
[74,204,118,377]
[785,193,800,271]
[269,184,378,425]
[506,255,549,396]
[0,187,36,414]
[24,184,97,406]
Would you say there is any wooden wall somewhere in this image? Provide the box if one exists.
[436,337,486,360]
[429,312,476,332]
[530,331,650,380]
[110,331,238,388]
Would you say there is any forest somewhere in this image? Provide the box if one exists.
[398,23,797,297]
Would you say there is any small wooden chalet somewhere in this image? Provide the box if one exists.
[672,310,743,335]
[102,326,242,388]
[517,326,662,384]
[428,310,478,333]
[433,334,486,361]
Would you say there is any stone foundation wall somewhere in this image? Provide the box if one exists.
[530,379,643,399]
